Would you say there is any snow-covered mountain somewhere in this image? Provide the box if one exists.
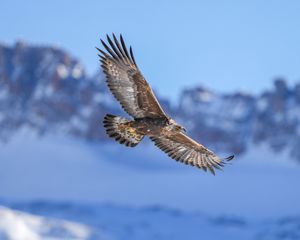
[1,41,300,162]
[1,41,300,161]
[0,205,111,240]
[1,201,300,240]
[0,41,113,143]
[179,79,300,159]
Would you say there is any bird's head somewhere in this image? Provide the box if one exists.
[168,119,186,133]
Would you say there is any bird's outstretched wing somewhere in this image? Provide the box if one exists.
[97,34,168,119]
[150,132,234,175]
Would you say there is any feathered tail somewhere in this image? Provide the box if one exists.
[103,114,144,147]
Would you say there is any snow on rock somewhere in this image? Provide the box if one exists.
[0,206,110,240]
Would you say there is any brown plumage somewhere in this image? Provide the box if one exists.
[98,34,234,175]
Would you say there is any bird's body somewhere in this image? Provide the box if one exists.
[134,117,169,135]
[98,34,234,175]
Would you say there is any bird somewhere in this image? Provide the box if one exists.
[97,34,234,175]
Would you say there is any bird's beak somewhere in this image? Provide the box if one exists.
[182,127,186,132]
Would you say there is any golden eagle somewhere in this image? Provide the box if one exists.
[97,34,234,175]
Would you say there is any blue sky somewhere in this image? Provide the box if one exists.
[2,0,300,100]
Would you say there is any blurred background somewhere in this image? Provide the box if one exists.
[1,0,300,239]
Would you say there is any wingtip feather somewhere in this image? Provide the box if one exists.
[226,155,235,161]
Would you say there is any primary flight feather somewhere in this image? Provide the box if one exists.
[97,34,234,175]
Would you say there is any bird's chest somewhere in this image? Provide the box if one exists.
[135,118,167,135]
